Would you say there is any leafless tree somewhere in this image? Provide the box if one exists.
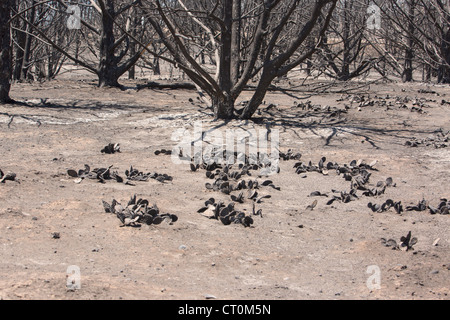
[0,0,13,103]
[414,0,450,83]
[317,0,377,81]
[138,0,337,120]
[11,0,77,81]
[368,0,450,83]
[13,0,149,88]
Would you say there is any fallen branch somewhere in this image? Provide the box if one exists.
[137,81,197,91]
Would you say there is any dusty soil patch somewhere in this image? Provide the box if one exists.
[0,79,449,300]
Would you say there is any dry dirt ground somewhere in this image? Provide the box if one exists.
[0,76,449,300]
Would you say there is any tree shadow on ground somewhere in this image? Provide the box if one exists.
[0,98,172,127]
[233,104,439,150]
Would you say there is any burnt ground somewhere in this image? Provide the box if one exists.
[0,77,449,300]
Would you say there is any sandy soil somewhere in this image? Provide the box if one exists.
[0,76,449,300]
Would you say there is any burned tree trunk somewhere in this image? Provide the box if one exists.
[97,0,121,87]
[96,0,144,88]
[402,0,415,82]
[242,71,274,118]
[0,0,13,103]
[21,0,36,80]
[212,94,235,120]
[340,1,351,81]
[438,28,450,84]
[128,15,138,80]
[215,0,234,119]
[13,26,26,81]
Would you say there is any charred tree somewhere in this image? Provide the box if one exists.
[318,0,375,82]
[402,0,415,82]
[0,0,13,103]
[140,0,337,120]
[14,0,147,88]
